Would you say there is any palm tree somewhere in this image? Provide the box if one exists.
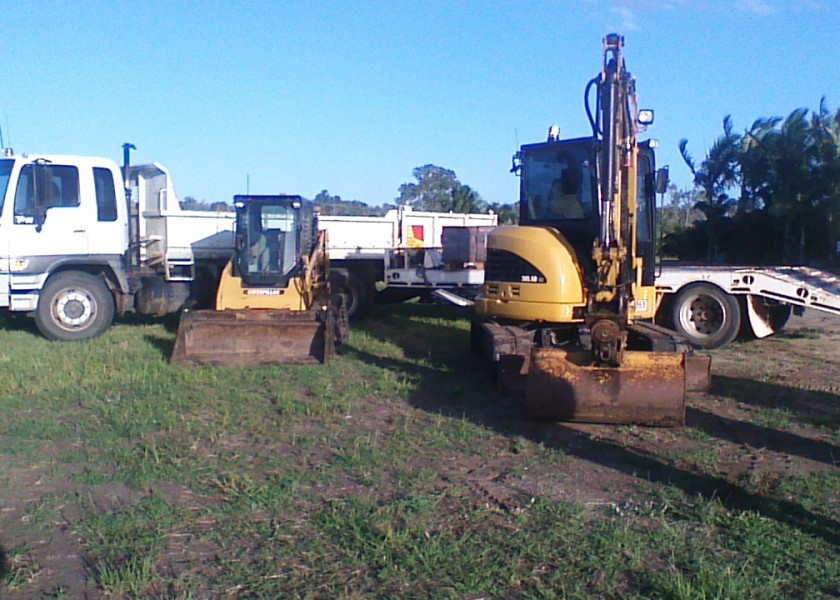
[679,116,741,261]
[763,108,816,263]
[739,116,781,214]
[809,99,840,260]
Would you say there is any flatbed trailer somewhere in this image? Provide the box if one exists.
[656,265,840,348]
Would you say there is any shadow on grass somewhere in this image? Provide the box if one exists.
[0,311,181,340]
[0,313,40,337]
[353,304,840,547]
[687,407,840,467]
[0,543,7,579]
[713,375,839,428]
[145,334,176,359]
[119,312,181,333]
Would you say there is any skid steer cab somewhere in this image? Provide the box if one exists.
[171,195,348,366]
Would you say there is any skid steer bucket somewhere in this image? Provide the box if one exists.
[171,308,335,366]
[526,349,686,426]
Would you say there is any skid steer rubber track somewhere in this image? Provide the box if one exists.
[171,308,334,366]
[526,349,686,426]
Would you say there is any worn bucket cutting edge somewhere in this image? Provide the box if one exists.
[171,309,334,366]
[526,349,686,426]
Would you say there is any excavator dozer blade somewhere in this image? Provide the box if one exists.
[526,349,686,426]
[171,308,334,366]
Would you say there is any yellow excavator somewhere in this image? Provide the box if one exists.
[171,194,347,366]
[472,34,709,425]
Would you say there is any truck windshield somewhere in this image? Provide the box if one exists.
[0,159,13,215]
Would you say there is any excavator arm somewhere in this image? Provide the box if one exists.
[586,33,651,367]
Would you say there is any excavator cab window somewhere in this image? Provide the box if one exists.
[521,140,595,223]
[518,138,600,272]
[636,149,656,286]
[233,195,303,288]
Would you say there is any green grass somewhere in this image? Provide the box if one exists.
[0,303,838,598]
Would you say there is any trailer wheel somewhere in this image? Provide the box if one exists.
[329,269,370,320]
[672,283,741,349]
[768,304,792,332]
[35,272,115,341]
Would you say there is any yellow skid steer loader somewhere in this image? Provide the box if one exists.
[171,195,347,366]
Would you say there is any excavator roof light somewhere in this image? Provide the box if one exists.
[638,109,655,125]
[648,139,660,148]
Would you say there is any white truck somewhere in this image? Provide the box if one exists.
[0,150,235,341]
[320,207,498,316]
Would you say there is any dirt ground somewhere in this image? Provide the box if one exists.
[480,309,840,509]
[1,309,838,597]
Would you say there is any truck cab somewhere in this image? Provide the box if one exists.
[0,155,128,315]
[0,151,236,341]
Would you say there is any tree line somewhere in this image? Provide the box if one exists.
[666,100,840,265]
[314,164,518,223]
[181,164,517,223]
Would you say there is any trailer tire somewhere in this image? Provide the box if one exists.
[672,283,741,349]
[35,272,115,341]
[329,269,370,320]
[768,304,791,332]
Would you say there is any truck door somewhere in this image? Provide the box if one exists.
[85,165,126,256]
[0,159,13,307]
[7,161,90,265]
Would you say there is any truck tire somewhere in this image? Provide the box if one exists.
[330,269,370,319]
[672,283,741,349]
[35,272,115,341]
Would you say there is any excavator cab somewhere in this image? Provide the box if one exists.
[518,137,658,288]
[171,195,347,366]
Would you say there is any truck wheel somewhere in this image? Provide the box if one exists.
[330,269,370,319]
[672,283,741,349]
[35,272,115,341]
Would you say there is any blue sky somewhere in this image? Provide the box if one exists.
[1,1,837,207]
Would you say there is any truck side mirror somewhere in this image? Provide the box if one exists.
[32,162,53,232]
[655,167,669,195]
